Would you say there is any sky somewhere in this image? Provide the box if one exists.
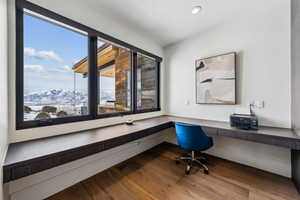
[24,13,114,95]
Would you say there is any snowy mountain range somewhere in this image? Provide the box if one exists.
[24,89,115,106]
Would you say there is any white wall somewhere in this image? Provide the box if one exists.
[8,0,165,143]
[164,1,291,128]
[0,0,9,199]
[164,1,292,176]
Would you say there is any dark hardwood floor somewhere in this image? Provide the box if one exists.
[47,143,300,200]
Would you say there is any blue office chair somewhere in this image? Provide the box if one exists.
[175,122,213,175]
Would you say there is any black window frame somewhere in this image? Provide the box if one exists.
[16,0,162,130]
[135,53,161,113]
[95,39,134,119]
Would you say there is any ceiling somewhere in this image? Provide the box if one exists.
[84,0,285,47]
[30,0,284,47]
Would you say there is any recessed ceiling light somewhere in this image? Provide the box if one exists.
[192,6,202,14]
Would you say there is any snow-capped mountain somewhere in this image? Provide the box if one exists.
[24,89,88,106]
[24,89,115,106]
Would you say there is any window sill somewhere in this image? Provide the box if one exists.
[12,111,163,143]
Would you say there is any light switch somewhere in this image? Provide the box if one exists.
[185,100,190,105]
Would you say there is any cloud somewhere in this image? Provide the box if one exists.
[24,64,45,72]
[48,65,72,73]
[63,65,71,71]
[24,47,63,62]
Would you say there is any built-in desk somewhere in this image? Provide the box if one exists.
[3,116,173,183]
[3,115,300,192]
[169,116,300,149]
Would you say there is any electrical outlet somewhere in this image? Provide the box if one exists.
[251,100,264,109]
[256,101,264,109]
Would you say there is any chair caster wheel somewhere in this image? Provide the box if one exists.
[175,160,180,165]
[204,169,209,175]
[185,169,190,175]
[185,165,191,175]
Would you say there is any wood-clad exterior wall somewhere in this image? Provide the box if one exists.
[115,48,131,111]
[137,55,157,110]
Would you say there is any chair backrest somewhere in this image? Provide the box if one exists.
[175,122,210,151]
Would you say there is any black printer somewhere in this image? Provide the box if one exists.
[230,114,258,130]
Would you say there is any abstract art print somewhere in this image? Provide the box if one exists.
[196,52,236,104]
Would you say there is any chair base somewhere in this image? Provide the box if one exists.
[176,151,209,175]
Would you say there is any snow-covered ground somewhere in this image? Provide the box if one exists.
[24,89,115,121]
[24,104,88,121]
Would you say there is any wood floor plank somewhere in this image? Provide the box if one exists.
[110,168,158,200]
[47,143,300,200]
[115,158,199,200]
[249,189,289,200]
[206,158,300,200]
[93,170,143,200]
[81,177,114,200]
[47,183,92,200]
[135,150,249,200]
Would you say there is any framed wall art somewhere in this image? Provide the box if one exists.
[196,52,236,104]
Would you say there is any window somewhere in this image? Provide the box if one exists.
[16,0,162,129]
[96,39,132,115]
[23,12,89,122]
[137,54,158,110]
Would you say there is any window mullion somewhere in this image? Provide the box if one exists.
[132,52,137,113]
[88,36,98,118]
[156,61,161,110]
